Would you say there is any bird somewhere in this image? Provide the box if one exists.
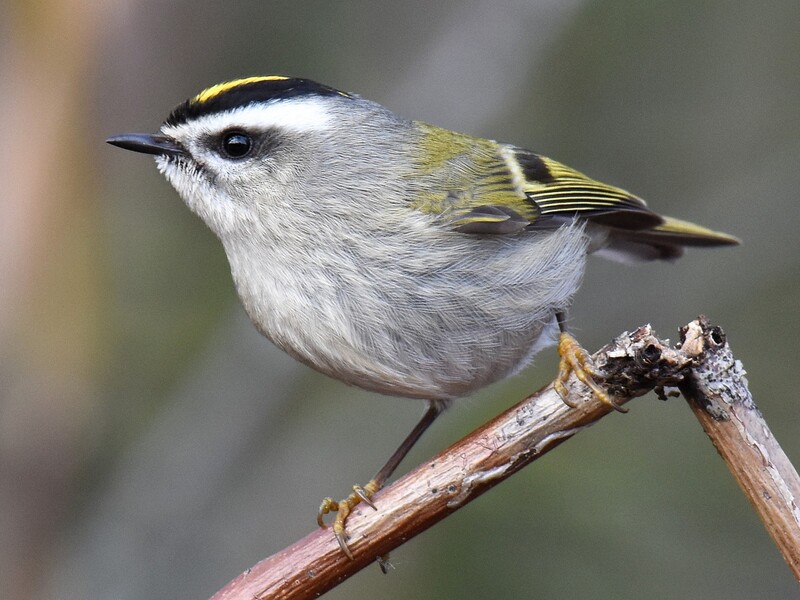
[107,75,738,557]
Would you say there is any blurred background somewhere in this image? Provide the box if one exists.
[2,0,799,598]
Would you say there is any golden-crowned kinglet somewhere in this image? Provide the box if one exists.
[108,76,738,556]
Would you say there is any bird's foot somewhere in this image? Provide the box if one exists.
[317,479,380,559]
[554,331,626,413]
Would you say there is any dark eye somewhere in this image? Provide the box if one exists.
[220,131,252,159]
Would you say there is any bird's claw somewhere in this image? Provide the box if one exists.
[318,480,381,559]
[555,331,626,413]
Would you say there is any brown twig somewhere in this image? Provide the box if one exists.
[210,318,800,599]
[678,317,800,580]
[212,324,686,599]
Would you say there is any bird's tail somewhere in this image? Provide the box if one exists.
[594,215,740,262]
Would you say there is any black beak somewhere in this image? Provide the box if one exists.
[106,133,186,157]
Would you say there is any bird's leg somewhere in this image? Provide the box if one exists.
[317,401,444,559]
[554,312,626,413]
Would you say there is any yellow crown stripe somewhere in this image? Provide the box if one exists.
[192,76,290,105]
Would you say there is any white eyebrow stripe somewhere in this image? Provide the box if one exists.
[162,97,334,136]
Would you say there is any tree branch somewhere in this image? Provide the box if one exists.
[210,318,800,599]
[678,317,800,579]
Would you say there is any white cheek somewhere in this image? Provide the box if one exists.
[154,97,334,238]
[156,156,251,238]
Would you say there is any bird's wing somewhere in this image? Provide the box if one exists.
[410,124,737,250]
[513,148,664,230]
[450,146,739,248]
[514,149,738,250]
[431,145,663,235]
